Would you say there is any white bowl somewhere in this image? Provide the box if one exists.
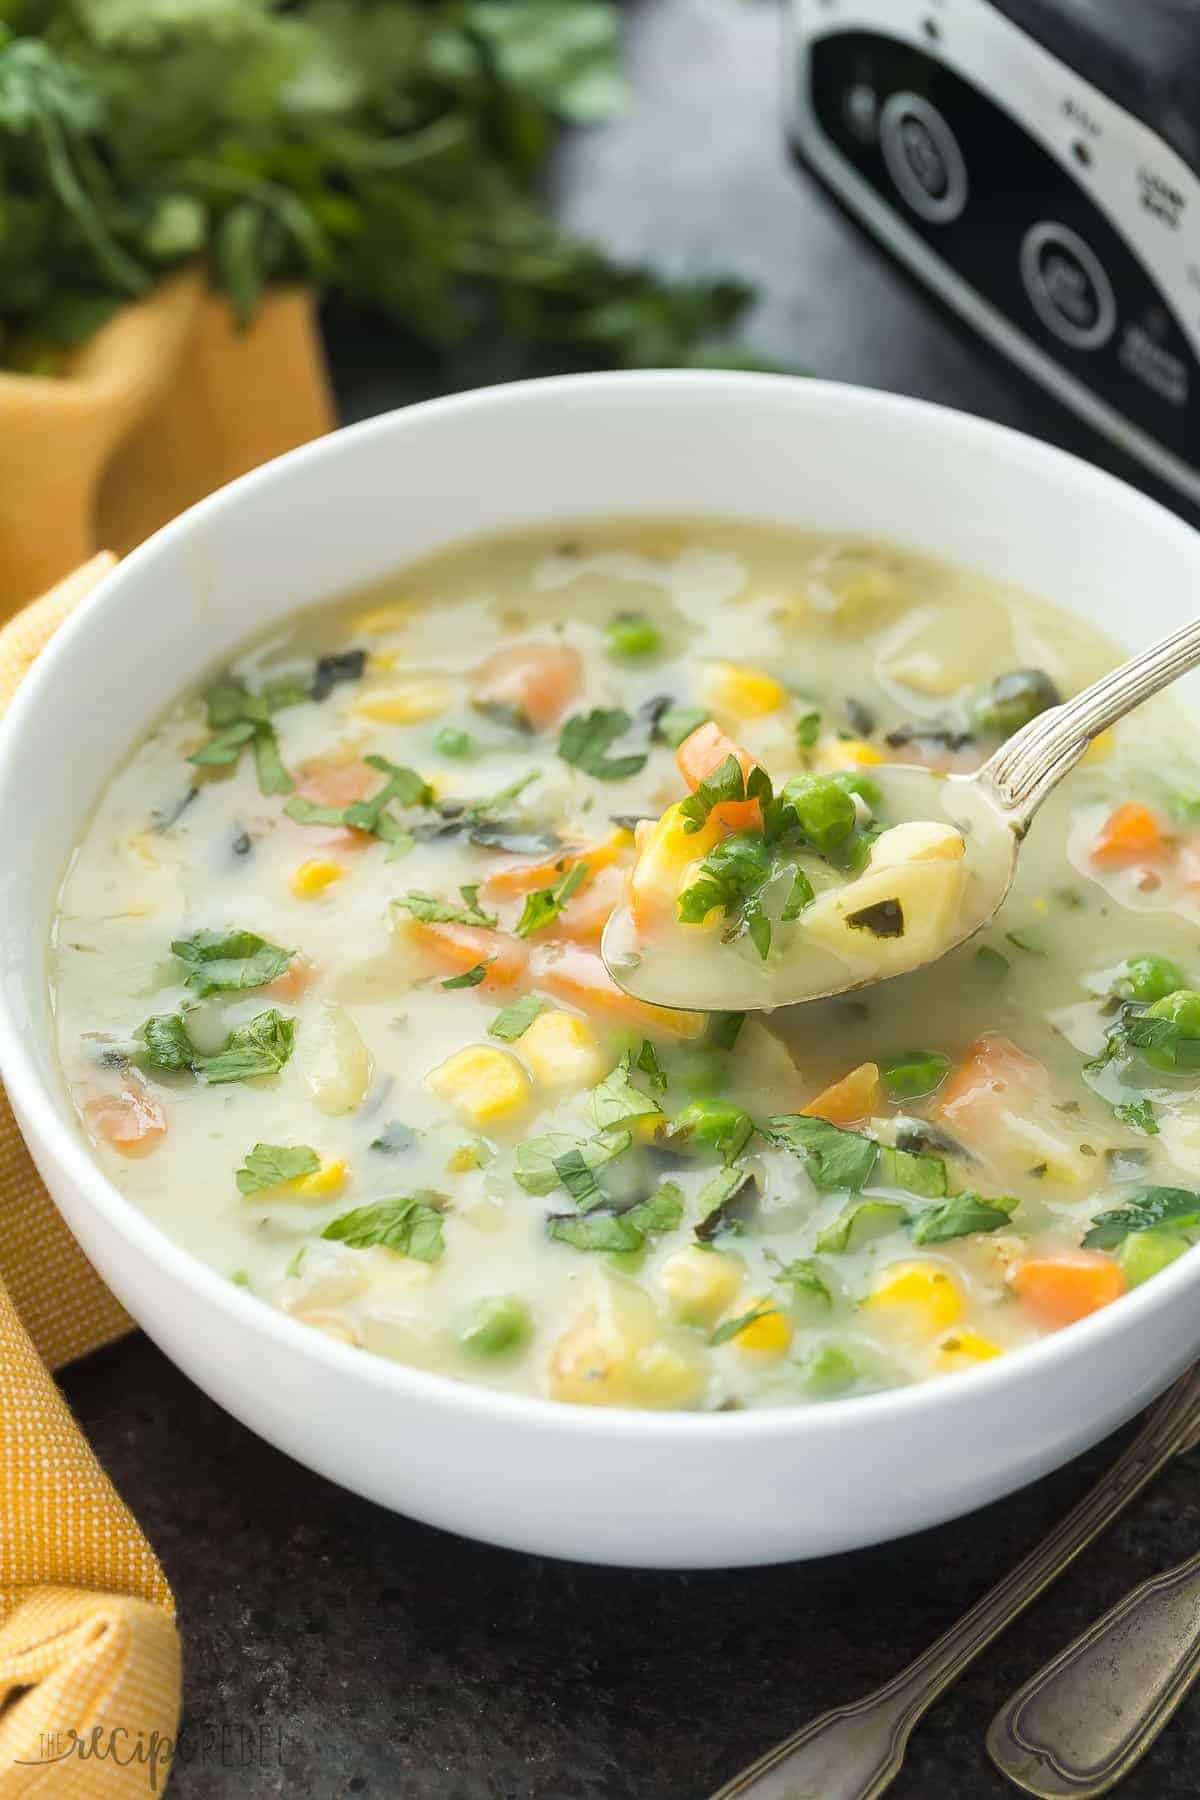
[4,373,1200,1569]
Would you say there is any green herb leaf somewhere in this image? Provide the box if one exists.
[635,1039,667,1092]
[188,674,305,794]
[764,1252,832,1310]
[557,708,647,781]
[196,1009,296,1084]
[876,1145,948,1198]
[370,1121,418,1154]
[709,1012,745,1051]
[441,960,491,989]
[548,1179,682,1254]
[586,1057,663,1130]
[135,1010,195,1072]
[694,1167,755,1239]
[394,888,498,928]
[880,1051,952,1104]
[678,753,751,834]
[780,867,815,921]
[342,755,432,831]
[552,1128,633,1205]
[974,946,1010,980]
[514,1132,582,1196]
[322,1194,445,1262]
[710,1303,779,1346]
[488,994,546,1041]
[171,929,293,998]
[815,1199,907,1254]
[626,1181,683,1235]
[236,1143,320,1195]
[654,706,709,750]
[761,1114,879,1192]
[1005,929,1048,957]
[912,1191,1016,1244]
[514,859,589,938]
[1115,1099,1159,1134]
[795,710,822,749]
[1083,1186,1200,1250]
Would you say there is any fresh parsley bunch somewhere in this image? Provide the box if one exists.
[0,0,758,372]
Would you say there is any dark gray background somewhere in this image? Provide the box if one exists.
[59,2,1200,1793]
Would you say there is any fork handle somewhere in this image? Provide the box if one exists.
[986,1547,1200,1799]
[708,1368,1200,1800]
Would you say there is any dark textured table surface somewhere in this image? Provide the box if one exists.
[59,3,1200,1795]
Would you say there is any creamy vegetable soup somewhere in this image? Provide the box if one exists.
[51,523,1200,1411]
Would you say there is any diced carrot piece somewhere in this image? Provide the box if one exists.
[264,957,318,1003]
[472,642,582,731]
[407,920,528,988]
[85,1089,167,1158]
[294,753,376,808]
[481,828,633,901]
[801,1062,881,1127]
[1090,802,1166,869]
[1012,1252,1126,1328]
[554,863,627,945]
[938,1034,1046,1124]
[321,826,374,854]
[675,721,761,830]
[528,942,705,1038]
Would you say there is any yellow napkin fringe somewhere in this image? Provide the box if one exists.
[0,557,179,1795]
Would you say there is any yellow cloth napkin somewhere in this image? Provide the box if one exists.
[0,556,180,1795]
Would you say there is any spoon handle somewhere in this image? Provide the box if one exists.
[707,1367,1200,1800]
[981,612,1200,828]
[986,1548,1200,1798]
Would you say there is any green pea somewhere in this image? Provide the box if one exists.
[973,668,1061,736]
[780,774,857,853]
[435,726,475,758]
[1139,989,1200,1071]
[666,1098,754,1160]
[670,1047,728,1098]
[606,613,661,659]
[881,1051,952,1103]
[1118,1229,1191,1287]
[1111,954,1185,1004]
[827,767,882,809]
[458,1294,532,1357]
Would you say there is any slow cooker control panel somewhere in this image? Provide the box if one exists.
[789,0,1200,504]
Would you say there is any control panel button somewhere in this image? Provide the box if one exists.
[879,92,968,224]
[1020,221,1117,350]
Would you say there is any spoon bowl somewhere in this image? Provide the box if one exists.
[603,608,1200,1014]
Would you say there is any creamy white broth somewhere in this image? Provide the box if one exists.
[50,521,1200,1411]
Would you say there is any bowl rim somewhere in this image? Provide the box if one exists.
[5,366,1200,1442]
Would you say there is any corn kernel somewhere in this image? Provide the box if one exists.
[659,1245,744,1326]
[865,1261,964,1340]
[367,650,400,674]
[817,738,884,770]
[446,1143,482,1173]
[629,802,724,927]
[935,1328,1003,1371]
[291,858,345,899]
[426,1044,531,1126]
[727,1298,794,1358]
[1032,896,1049,916]
[700,660,787,719]
[291,1158,347,1200]
[355,681,456,723]
[353,602,416,635]
[547,1286,706,1409]
[520,1010,609,1091]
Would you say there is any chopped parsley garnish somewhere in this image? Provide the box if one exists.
[557,708,648,781]
[795,710,822,749]
[876,1145,948,1198]
[760,1114,879,1192]
[171,929,293,997]
[974,946,1010,980]
[586,1055,663,1130]
[136,1007,296,1084]
[710,1303,779,1347]
[911,1191,1016,1244]
[1115,1099,1159,1135]
[654,705,709,751]
[679,753,768,835]
[1083,1186,1200,1250]
[709,1012,745,1051]
[441,961,492,989]
[677,830,774,957]
[393,886,497,928]
[370,1121,418,1154]
[764,1252,832,1311]
[694,1168,757,1240]
[514,860,589,938]
[635,1040,667,1092]
[1005,929,1048,956]
[547,1182,683,1254]
[780,868,815,921]
[285,755,431,853]
[815,1199,907,1254]
[189,674,307,796]
[322,1194,445,1262]
[488,995,546,1041]
[514,1128,631,1199]
[236,1143,320,1195]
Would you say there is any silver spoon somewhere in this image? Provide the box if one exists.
[602,614,1200,1014]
